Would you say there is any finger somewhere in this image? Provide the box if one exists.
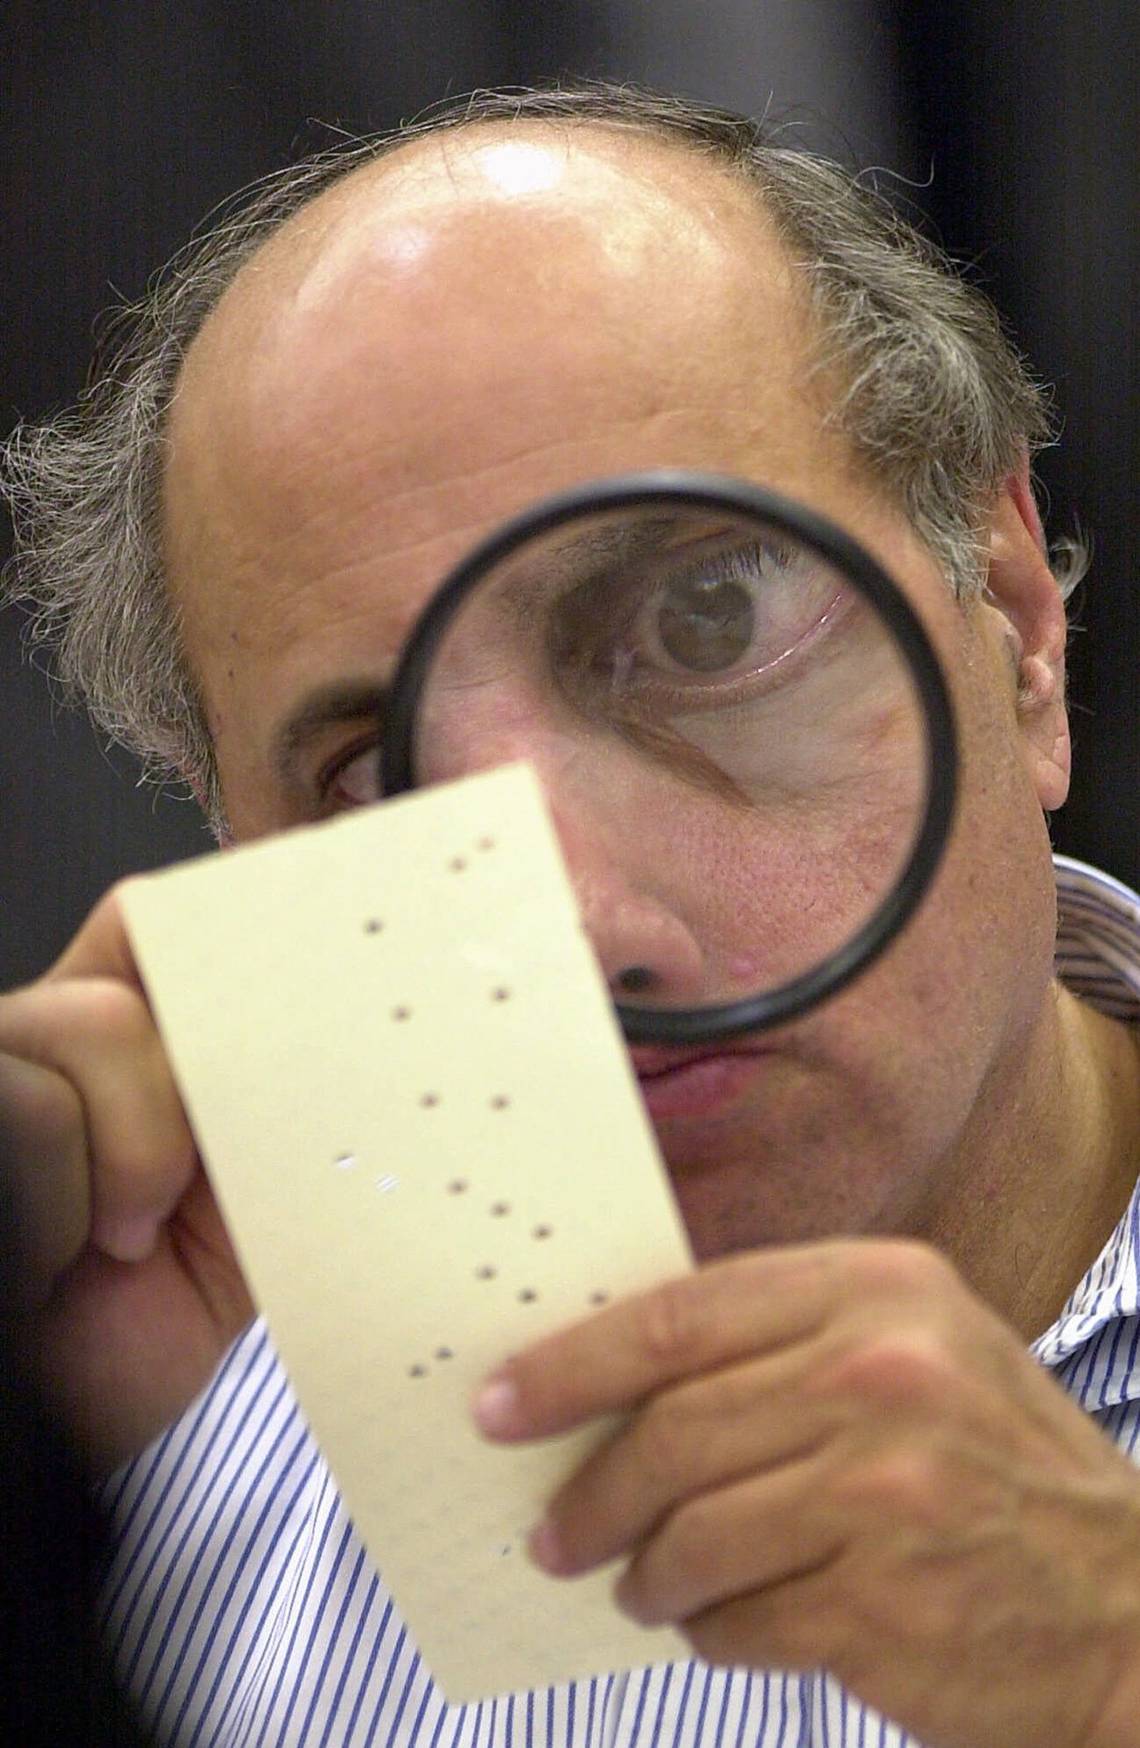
[612,1456,843,1628]
[474,1242,871,1438]
[0,980,198,1262]
[45,881,147,991]
[0,1052,90,1297]
[679,1561,848,1678]
[536,1343,843,1573]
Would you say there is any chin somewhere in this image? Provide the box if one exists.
[659,1112,917,1261]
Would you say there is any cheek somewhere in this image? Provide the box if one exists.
[655,633,930,990]
[661,757,923,996]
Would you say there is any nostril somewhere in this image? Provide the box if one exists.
[615,965,657,995]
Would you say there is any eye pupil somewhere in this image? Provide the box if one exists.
[657,575,755,672]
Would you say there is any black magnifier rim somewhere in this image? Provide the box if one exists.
[381,470,958,1044]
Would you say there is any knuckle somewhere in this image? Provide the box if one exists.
[636,1277,706,1372]
[833,1445,945,1526]
[820,1327,959,1412]
[70,977,152,1053]
[852,1236,954,1299]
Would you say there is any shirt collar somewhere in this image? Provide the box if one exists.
[1031,857,1140,1368]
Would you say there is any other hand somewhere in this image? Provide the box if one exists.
[474,1239,1140,1748]
[0,884,254,1473]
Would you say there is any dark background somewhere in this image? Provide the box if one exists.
[3,0,1137,990]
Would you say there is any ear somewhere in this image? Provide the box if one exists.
[983,449,1071,812]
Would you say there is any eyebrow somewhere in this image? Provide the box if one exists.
[493,517,731,637]
[501,518,688,592]
[271,677,390,790]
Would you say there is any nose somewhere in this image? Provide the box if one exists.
[544,782,709,1006]
[418,691,710,1006]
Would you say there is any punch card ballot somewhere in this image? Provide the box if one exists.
[122,763,693,1700]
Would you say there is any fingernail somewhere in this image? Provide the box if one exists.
[472,1375,520,1437]
[528,1517,564,1573]
[92,1213,159,1263]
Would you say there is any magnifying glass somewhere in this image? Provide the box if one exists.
[381,472,957,1045]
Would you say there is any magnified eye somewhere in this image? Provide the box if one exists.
[559,540,841,705]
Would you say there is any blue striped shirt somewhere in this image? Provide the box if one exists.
[100,856,1140,1748]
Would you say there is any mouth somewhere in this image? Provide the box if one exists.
[631,1041,775,1121]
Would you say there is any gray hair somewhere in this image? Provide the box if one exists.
[0,80,1088,832]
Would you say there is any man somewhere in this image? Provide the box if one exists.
[2,83,1140,1748]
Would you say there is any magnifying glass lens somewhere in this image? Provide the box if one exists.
[403,498,931,1018]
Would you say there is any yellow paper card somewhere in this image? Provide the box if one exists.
[121,763,693,1700]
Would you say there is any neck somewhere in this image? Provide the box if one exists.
[914,983,1140,1341]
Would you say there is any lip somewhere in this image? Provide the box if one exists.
[632,1042,774,1120]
